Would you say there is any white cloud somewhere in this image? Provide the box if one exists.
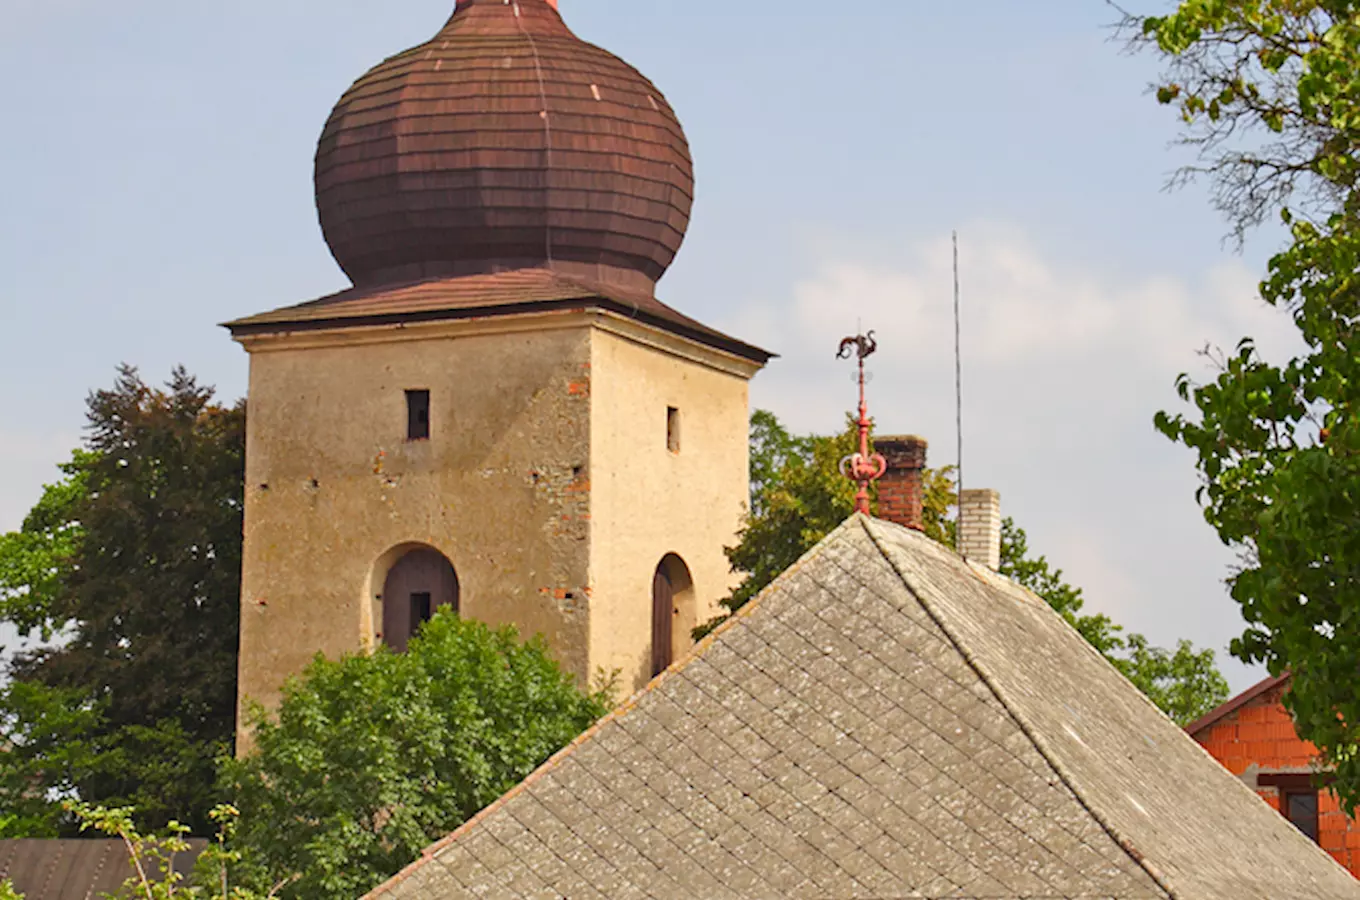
[717,222,1303,693]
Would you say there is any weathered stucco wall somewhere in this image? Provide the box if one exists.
[588,325,755,692]
[234,310,762,750]
[235,316,595,744]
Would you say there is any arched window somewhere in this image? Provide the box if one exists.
[380,547,459,652]
[651,554,695,678]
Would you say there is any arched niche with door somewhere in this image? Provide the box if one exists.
[651,554,696,678]
[372,544,459,652]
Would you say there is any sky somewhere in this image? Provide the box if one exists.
[0,0,1304,692]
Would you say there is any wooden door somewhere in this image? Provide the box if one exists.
[651,566,674,677]
[382,549,459,652]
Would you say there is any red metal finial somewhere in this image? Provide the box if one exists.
[837,332,888,516]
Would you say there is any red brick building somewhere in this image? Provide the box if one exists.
[1188,673,1360,877]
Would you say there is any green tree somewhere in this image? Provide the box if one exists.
[221,611,609,900]
[713,411,1228,724]
[0,680,103,837]
[0,879,23,900]
[0,450,90,639]
[698,412,965,638]
[0,366,245,835]
[1126,1,1360,803]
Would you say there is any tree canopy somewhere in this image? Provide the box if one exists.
[1126,0,1360,805]
[0,366,244,836]
[711,411,1229,725]
[221,612,609,900]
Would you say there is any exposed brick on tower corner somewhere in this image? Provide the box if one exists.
[876,435,927,532]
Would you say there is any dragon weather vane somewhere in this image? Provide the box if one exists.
[838,331,887,516]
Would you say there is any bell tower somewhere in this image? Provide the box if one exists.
[225,0,770,743]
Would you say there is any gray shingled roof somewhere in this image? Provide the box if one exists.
[370,515,1360,899]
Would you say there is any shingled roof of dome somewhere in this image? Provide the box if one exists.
[368,515,1360,900]
[222,270,773,365]
[314,0,694,294]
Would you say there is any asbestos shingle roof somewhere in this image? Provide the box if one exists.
[221,269,773,365]
[369,515,1360,900]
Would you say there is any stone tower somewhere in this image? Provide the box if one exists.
[225,0,770,743]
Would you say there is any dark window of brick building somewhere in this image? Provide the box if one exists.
[1284,790,1320,843]
[407,390,430,440]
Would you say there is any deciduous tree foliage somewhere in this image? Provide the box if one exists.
[0,366,244,835]
[0,451,90,639]
[221,613,609,900]
[711,411,1228,725]
[1126,1,1360,804]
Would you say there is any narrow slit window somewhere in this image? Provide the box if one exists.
[667,406,681,454]
[406,390,430,441]
[410,592,433,631]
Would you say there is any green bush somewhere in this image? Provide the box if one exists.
[221,611,610,898]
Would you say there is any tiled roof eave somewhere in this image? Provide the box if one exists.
[222,273,774,366]
[1185,671,1294,737]
[226,295,773,364]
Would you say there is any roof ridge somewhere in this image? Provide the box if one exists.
[857,516,1179,900]
[365,515,868,898]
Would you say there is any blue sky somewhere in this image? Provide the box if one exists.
[0,0,1302,691]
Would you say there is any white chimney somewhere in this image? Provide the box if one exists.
[959,489,1002,571]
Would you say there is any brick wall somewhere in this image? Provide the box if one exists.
[958,488,1001,571]
[1193,682,1360,876]
[875,435,927,532]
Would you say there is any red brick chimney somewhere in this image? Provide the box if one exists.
[875,435,927,531]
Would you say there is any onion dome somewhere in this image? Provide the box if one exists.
[314,0,694,294]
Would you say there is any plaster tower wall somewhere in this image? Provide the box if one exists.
[235,313,763,736]
[236,319,596,727]
[588,326,754,692]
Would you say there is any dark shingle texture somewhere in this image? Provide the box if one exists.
[315,0,693,290]
[370,515,1360,899]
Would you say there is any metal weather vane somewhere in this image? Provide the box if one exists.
[838,331,887,516]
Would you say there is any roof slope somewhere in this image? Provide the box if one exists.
[0,839,206,899]
[371,515,1359,900]
[222,269,773,365]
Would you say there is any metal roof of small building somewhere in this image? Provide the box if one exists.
[369,514,1360,900]
[0,839,206,900]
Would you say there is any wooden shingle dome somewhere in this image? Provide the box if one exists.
[314,0,694,293]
